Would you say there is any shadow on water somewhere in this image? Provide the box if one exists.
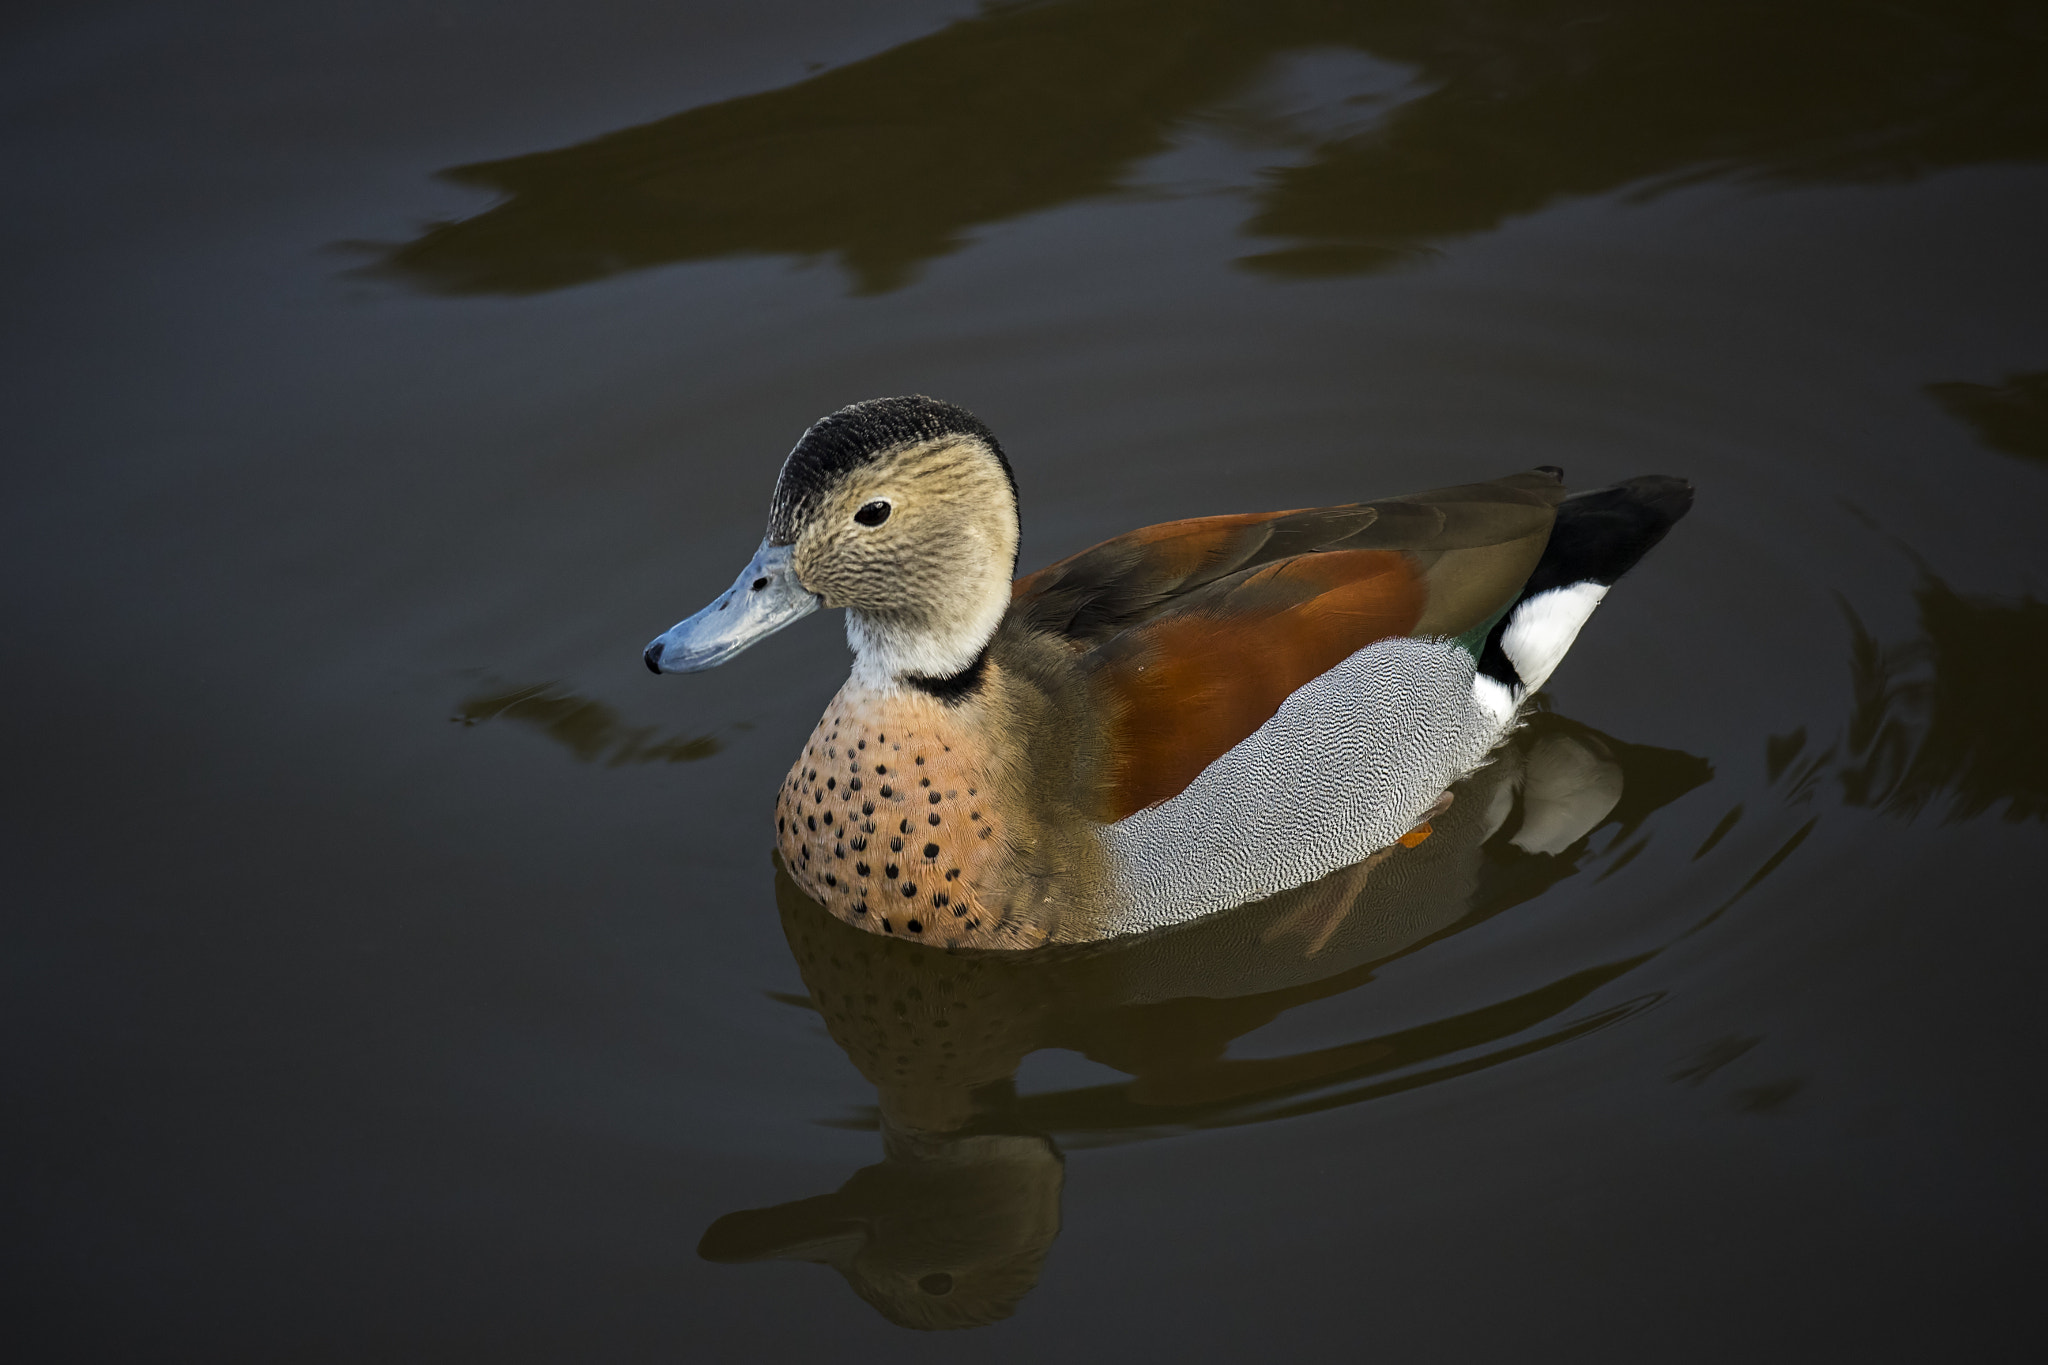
[1677,569,2048,945]
[1927,369,2048,465]
[1753,574,2048,828]
[454,683,721,764]
[365,0,2048,295]
[699,711,1709,1329]
[1835,577,2048,824]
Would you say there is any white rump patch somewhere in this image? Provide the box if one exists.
[1471,673,1519,726]
[1500,582,1608,695]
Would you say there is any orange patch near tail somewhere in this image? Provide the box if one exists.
[1398,823,1434,848]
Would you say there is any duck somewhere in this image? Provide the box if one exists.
[644,395,1691,950]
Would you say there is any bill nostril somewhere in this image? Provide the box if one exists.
[751,577,768,592]
[643,641,665,674]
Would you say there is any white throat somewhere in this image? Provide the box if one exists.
[845,581,1007,690]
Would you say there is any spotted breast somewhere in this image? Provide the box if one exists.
[776,684,1040,949]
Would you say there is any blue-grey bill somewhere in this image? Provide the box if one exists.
[644,541,819,673]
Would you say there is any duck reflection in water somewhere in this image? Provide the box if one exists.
[700,712,1709,1329]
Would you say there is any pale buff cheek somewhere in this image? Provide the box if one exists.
[791,441,1016,623]
[774,688,1042,950]
[802,529,994,619]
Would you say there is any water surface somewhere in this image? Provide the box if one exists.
[4,1,2046,1357]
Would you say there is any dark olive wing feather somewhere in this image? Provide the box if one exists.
[1012,471,1566,646]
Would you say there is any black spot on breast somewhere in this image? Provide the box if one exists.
[851,903,866,917]
[890,837,903,852]
[824,874,836,887]
[879,785,892,798]
[806,815,816,831]
[881,919,892,933]
[857,739,866,749]
[835,844,844,857]
[945,869,960,880]
[927,792,940,805]
[850,778,862,791]
[777,817,785,832]
[902,884,918,898]
[933,891,949,908]
[851,836,868,852]
[825,777,835,790]
[919,777,930,787]
[923,843,939,858]
[875,763,887,775]
[898,819,910,834]
[885,863,899,878]
[822,811,833,825]
[969,811,980,821]
[862,801,874,815]
[928,813,940,826]
[856,862,870,876]
[906,918,922,933]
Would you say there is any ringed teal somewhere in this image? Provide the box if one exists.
[645,396,1691,949]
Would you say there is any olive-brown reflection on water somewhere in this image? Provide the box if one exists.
[454,682,721,764]
[1927,370,2048,467]
[699,712,1708,1329]
[370,0,2048,295]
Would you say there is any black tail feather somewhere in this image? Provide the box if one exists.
[1523,475,1693,597]
[1477,475,1693,689]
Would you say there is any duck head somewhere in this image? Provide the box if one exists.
[698,1124,1064,1332]
[644,395,1019,688]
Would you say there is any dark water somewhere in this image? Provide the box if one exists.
[5,1,2046,1357]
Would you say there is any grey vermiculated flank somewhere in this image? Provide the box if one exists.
[1102,638,1504,936]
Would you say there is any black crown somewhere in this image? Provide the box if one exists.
[766,396,1014,543]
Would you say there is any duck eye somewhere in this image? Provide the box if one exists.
[854,500,891,527]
